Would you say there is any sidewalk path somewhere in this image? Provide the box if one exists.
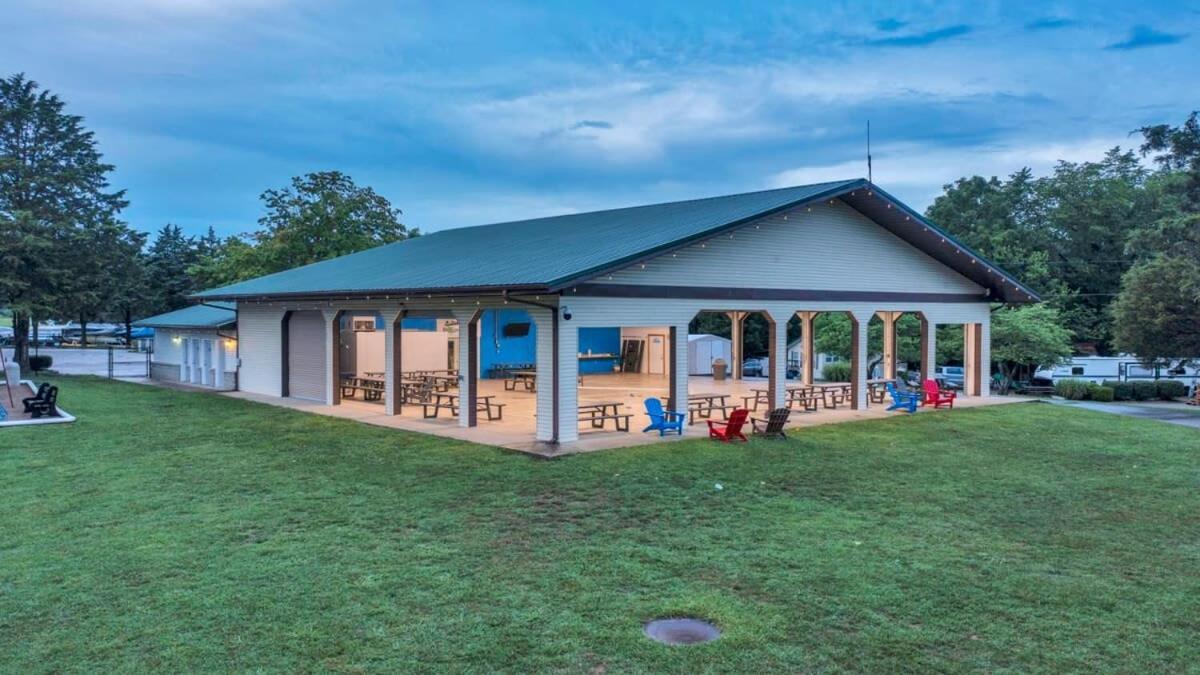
[1048,399,1200,429]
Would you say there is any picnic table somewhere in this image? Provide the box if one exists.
[577,401,632,431]
[867,379,891,404]
[687,392,737,424]
[340,377,385,401]
[814,382,852,409]
[504,369,538,392]
[744,386,822,412]
[421,391,504,420]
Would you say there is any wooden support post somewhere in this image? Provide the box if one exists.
[385,309,406,416]
[765,312,779,409]
[797,311,816,386]
[729,311,746,380]
[880,311,898,380]
[919,314,932,383]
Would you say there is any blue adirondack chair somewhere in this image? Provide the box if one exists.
[643,397,686,436]
[886,382,920,413]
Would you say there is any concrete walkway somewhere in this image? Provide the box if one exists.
[1048,399,1200,429]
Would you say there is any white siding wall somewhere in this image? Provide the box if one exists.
[602,199,983,294]
[237,303,284,397]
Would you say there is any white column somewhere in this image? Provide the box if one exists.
[852,311,871,409]
[924,322,938,385]
[557,323,579,443]
[768,311,788,409]
[179,337,188,382]
[383,308,404,415]
[322,309,340,405]
[215,337,226,389]
[670,323,689,414]
[531,308,556,443]
[451,308,478,428]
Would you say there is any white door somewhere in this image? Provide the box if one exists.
[647,333,666,375]
[202,340,213,386]
[191,339,202,384]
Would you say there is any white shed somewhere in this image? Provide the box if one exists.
[688,333,732,375]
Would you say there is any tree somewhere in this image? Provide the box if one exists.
[989,304,1074,389]
[0,73,126,367]
[252,171,417,274]
[1112,256,1200,370]
[145,224,199,312]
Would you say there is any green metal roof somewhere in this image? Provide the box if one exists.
[135,302,236,329]
[194,180,862,299]
[191,179,1038,303]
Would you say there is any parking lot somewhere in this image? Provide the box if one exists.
[1,347,149,378]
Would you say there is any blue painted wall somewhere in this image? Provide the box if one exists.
[578,327,620,374]
[479,309,536,378]
[475,311,620,377]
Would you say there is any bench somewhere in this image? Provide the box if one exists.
[578,410,633,431]
[340,378,384,401]
[422,393,505,420]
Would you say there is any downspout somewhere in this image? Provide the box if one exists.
[503,291,559,444]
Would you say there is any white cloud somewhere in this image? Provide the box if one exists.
[768,136,1131,209]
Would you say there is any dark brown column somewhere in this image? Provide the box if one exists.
[919,314,931,383]
[668,325,678,410]
[387,310,406,415]
[329,311,343,405]
[849,313,862,410]
[466,310,482,426]
[280,311,292,397]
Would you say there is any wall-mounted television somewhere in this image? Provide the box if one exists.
[502,322,531,338]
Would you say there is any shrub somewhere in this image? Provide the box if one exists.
[1103,380,1133,401]
[822,361,852,382]
[1155,380,1187,400]
[1090,385,1115,402]
[28,355,52,372]
[1054,378,1091,400]
[1131,381,1158,401]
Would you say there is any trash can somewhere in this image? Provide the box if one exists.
[712,358,728,381]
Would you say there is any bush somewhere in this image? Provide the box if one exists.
[1054,378,1091,400]
[28,355,52,372]
[1131,381,1158,401]
[1090,385,1115,402]
[1103,380,1133,401]
[822,361,852,382]
[1155,380,1187,400]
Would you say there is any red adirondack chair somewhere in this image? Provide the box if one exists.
[708,408,750,442]
[922,379,956,408]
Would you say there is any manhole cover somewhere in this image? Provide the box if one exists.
[644,618,721,645]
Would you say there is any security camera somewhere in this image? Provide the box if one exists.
[561,305,573,321]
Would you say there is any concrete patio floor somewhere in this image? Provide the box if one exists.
[223,373,1031,457]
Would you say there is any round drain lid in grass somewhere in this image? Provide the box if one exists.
[644,618,720,645]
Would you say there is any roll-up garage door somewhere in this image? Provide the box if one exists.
[288,310,326,401]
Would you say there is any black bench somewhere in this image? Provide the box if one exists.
[22,383,59,419]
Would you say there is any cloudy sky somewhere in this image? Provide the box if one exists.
[4,0,1198,237]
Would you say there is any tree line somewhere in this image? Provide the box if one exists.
[0,74,416,370]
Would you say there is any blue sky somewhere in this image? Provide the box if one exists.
[4,0,1198,237]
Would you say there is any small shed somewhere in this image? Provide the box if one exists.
[688,334,732,375]
[135,303,237,390]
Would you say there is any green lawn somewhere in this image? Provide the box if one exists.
[2,377,1197,672]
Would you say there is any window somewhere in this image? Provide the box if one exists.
[1071,366,1084,375]
[502,322,531,338]
[352,318,376,332]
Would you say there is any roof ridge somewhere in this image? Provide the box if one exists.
[437,178,864,234]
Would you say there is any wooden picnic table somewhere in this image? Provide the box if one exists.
[504,369,538,392]
[421,392,504,420]
[744,385,822,412]
[687,392,737,424]
[578,401,632,431]
[340,376,385,401]
[814,382,852,409]
[866,379,891,404]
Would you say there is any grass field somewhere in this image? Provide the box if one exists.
[2,377,1197,672]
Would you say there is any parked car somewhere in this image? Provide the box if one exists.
[935,366,964,390]
[742,357,767,377]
